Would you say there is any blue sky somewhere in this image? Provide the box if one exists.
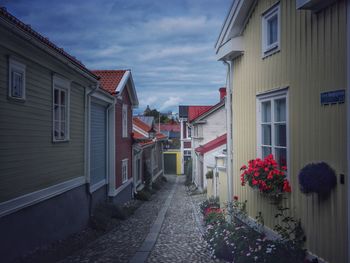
[2,0,232,113]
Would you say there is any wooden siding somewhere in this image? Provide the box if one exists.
[115,87,133,188]
[230,1,347,262]
[0,31,92,202]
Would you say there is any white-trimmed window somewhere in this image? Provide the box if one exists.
[53,75,70,142]
[262,3,280,56]
[187,125,191,138]
[8,58,26,100]
[122,104,128,138]
[257,89,288,167]
[122,159,128,183]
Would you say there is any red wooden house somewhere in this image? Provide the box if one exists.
[92,70,138,203]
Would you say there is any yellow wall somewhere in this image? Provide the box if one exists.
[230,1,347,262]
[164,150,182,175]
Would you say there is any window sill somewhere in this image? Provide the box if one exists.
[262,46,280,59]
[52,139,70,143]
[7,96,26,102]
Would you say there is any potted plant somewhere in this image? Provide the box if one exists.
[240,154,291,198]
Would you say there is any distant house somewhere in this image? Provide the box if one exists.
[159,123,180,139]
[132,117,167,190]
[0,8,114,262]
[179,105,211,174]
[216,0,348,262]
[92,70,139,204]
[189,88,227,190]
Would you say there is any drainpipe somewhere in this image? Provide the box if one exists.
[347,0,350,261]
[84,83,99,216]
[223,60,233,222]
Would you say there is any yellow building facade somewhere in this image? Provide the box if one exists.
[216,0,347,262]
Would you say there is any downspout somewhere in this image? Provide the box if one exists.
[347,0,350,261]
[85,83,99,216]
[106,100,116,198]
[223,60,233,222]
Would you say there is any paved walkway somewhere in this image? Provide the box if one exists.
[60,175,219,263]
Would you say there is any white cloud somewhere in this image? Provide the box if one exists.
[159,96,182,111]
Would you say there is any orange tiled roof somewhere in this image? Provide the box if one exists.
[91,70,127,94]
[133,117,152,133]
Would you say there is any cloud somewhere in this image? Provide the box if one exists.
[159,97,182,111]
[4,0,232,112]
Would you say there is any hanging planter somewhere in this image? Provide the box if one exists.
[298,162,336,198]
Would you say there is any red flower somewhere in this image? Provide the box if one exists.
[240,165,247,170]
[252,179,258,185]
[283,179,292,193]
[233,195,239,201]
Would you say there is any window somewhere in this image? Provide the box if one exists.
[184,150,191,156]
[262,3,280,56]
[187,126,191,138]
[8,58,26,100]
[53,75,70,142]
[122,104,128,138]
[122,159,128,183]
[257,89,288,167]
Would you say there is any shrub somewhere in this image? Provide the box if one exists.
[206,170,213,179]
[298,162,336,198]
[203,208,225,225]
[135,189,151,201]
[204,220,306,263]
[200,196,220,215]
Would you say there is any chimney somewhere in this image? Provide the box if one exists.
[219,87,226,100]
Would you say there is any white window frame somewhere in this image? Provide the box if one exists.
[52,75,70,142]
[256,88,289,171]
[122,104,128,138]
[262,3,281,57]
[122,159,128,183]
[186,125,191,139]
[8,58,26,100]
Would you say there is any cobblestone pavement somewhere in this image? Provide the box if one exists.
[146,176,223,263]
[60,177,175,263]
[60,175,222,263]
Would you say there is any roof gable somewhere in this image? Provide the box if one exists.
[92,70,139,106]
[92,70,126,94]
[188,106,213,122]
[215,0,256,60]
[190,100,225,123]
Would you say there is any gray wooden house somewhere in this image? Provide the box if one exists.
[0,7,115,262]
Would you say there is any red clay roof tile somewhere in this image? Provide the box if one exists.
[92,70,127,95]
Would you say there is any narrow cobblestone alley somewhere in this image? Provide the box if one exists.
[59,175,221,263]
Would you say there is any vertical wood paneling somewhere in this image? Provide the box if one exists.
[0,42,88,202]
[231,0,347,262]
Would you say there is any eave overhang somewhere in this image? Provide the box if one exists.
[216,36,244,61]
[215,0,256,61]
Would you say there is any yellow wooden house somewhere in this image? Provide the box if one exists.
[215,0,349,262]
